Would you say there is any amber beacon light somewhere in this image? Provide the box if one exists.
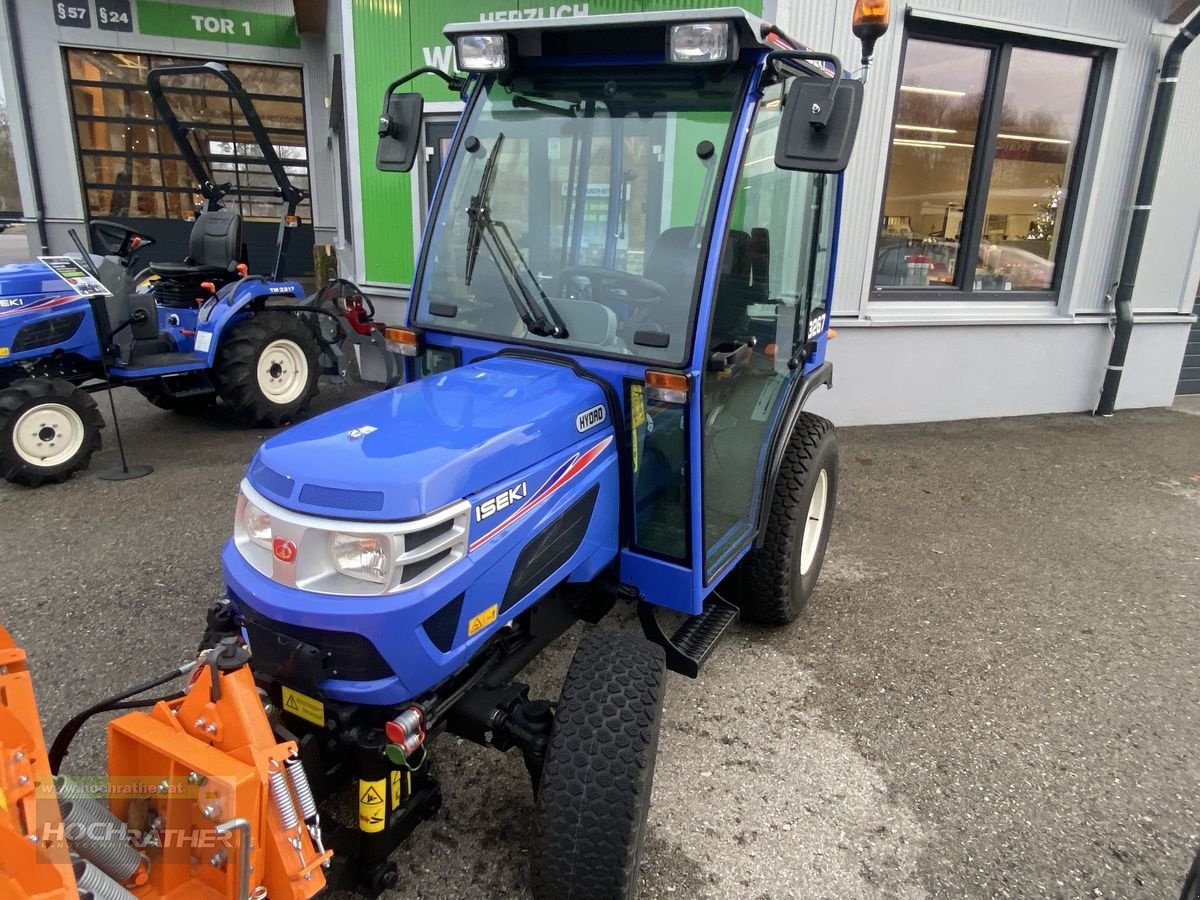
[852,0,891,70]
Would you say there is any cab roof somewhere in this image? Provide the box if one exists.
[443,7,794,56]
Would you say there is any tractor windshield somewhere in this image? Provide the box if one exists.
[413,65,748,364]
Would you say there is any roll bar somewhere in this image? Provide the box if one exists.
[147,61,307,281]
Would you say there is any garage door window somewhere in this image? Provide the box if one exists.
[64,49,310,222]
[874,23,1100,296]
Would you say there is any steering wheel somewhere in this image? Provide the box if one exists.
[554,265,668,311]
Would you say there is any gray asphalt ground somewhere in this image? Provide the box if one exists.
[2,384,1198,899]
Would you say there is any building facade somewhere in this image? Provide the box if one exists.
[1,0,1197,423]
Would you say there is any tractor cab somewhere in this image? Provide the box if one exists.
[214,6,887,896]
[382,8,863,615]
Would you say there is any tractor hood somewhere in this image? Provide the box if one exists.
[246,355,610,521]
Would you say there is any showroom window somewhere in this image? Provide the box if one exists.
[64,50,311,222]
[874,21,1101,295]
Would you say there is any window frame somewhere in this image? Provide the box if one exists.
[870,14,1107,302]
[62,49,311,224]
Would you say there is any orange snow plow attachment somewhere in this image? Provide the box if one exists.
[0,627,330,899]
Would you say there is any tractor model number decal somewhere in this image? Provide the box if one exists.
[475,482,527,522]
[576,403,606,432]
[469,435,613,552]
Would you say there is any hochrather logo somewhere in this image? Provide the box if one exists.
[475,483,527,522]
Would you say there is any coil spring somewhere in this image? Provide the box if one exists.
[268,767,299,831]
[72,857,136,900]
[59,798,143,884]
[284,756,318,822]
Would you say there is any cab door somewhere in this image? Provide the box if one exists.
[697,81,837,584]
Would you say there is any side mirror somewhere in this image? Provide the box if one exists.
[376,92,423,172]
[774,75,864,173]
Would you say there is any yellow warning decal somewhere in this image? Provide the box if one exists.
[468,603,498,637]
[358,779,386,833]
[0,348,9,357]
[0,787,7,811]
[631,384,646,429]
[390,770,401,809]
[281,686,325,727]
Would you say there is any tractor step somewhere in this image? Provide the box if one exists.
[637,595,739,678]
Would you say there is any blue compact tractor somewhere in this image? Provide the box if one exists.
[0,62,375,487]
[204,5,890,897]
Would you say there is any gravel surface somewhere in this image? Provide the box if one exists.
[2,385,1197,899]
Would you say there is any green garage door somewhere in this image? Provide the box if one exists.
[1180,298,1200,395]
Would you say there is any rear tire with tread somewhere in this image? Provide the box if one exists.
[738,412,838,625]
[211,311,319,427]
[530,630,666,900]
[0,378,104,487]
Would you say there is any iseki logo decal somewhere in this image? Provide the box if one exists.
[475,482,527,522]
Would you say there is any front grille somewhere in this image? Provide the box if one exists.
[12,312,85,352]
[299,482,385,512]
[237,601,393,682]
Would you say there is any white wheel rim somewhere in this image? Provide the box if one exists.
[256,339,309,405]
[799,468,829,576]
[12,403,85,468]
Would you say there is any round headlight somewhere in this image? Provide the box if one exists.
[243,500,272,548]
[330,532,391,584]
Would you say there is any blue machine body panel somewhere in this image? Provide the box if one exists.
[223,355,619,704]
[0,263,102,364]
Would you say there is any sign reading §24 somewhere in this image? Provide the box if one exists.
[136,1,299,49]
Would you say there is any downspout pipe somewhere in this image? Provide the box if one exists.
[2,0,48,255]
[1095,9,1200,416]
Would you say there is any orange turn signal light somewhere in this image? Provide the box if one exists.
[828,328,838,340]
[384,327,420,357]
[644,370,689,404]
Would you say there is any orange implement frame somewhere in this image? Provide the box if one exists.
[0,626,75,900]
[1,627,329,900]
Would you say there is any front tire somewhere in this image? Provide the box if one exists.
[211,312,319,427]
[530,631,666,900]
[0,379,104,487]
[738,412,838,625]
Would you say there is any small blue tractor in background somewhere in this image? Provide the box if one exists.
[0,62,383,487]
[193,4,890,897]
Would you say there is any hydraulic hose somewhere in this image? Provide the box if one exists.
[1096,9,1200,416]
[49,662,195,774]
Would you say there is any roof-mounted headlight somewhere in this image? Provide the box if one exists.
[455,34,510,72]
[668,22,736,64]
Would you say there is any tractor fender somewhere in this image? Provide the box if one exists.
[750,360,833,548]
[193,277,306,366]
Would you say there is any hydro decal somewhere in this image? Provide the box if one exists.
[0,295,77,318]
[469,435,613,552]
[575,403,606,432]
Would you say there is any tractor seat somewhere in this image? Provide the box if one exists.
[147,206,243,280]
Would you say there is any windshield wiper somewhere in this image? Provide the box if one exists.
[463,133,567,339]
